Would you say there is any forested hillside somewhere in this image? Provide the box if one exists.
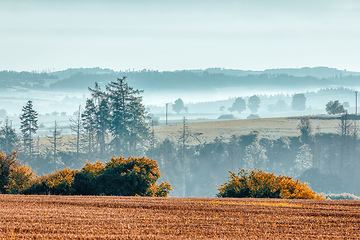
[1,67,360,92]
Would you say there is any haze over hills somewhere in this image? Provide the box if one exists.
[1,66,360,92]
[1,66,359,118]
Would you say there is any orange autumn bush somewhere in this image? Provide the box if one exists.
[217,169,324,199]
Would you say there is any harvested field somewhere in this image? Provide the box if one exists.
[1,195,359,239]
[152,117,342,145]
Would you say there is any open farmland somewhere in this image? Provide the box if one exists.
[35,116,344,150]
[1,195,359,239]
[153,116,342,145]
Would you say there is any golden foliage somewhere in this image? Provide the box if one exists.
[5,164,36,194]
[218,169,324,199]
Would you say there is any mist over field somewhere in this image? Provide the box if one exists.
[1,1,360,198]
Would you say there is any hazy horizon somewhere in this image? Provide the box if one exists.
[1,0,360,72]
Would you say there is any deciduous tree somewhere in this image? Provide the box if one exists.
[172,98,184,114]
[326,100,345,115]
[248,95,260,113]
[229,97,246,114]
[292,93,306,111]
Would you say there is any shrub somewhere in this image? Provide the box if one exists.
[45,168,78,195]
[73,161,105,195]
[5,164,36,194]
[100,156,172,196]
[25,168,77,195]
[217,169,324,199]
[0,151,18,193]
[1,151,37,194]
[22,156,172,197]
[217,114,236,120]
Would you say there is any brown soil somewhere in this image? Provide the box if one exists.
[1,195,359,239]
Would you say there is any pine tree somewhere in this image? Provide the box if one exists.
[19,100,38,159]
[95,98,110,157]
[88,82,111,157]
[81,99,97,156]
[0,118,18,153]
[105,77,148,156]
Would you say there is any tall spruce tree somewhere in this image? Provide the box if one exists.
[81,99,97,156]
[19,100,38,159]
[95,98,110,157]
[105,77,148,156]
[88,83,110,157]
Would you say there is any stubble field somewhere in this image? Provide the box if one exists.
[153,116,342,144]
[1,195,359,239]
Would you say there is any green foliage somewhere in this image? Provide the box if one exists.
[19,100,38,158]
[24,156,172,197]
[100,156,163,196]
[0,151,19,193]
[217,169,324,199]
[105,77,149,156]
[73,161,105,195]
[23,168,77,195]
[0,118,18,153]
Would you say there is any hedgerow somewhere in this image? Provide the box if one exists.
[217,169,324,199]
[22,156,172,196]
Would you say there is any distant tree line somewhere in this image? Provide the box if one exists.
[2,68,360,93]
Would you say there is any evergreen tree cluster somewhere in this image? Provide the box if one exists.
[82,77,149,158]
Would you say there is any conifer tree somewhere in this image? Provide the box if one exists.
[96,98,110,156]
[88,83,110,157]
[0,118,18,153]
[19,100,38,159]
[81,99,97,156]
[105,77,148,156]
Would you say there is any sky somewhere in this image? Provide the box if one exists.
[1,0,360,72]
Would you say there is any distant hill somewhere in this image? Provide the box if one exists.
[202,67,360,78]
[1,67,360,92]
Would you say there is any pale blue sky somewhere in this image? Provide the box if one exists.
[1,0,360,72]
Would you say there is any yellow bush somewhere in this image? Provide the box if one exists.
[218,169,324,200]
[44,168,78,195]
[5,164,36,194]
